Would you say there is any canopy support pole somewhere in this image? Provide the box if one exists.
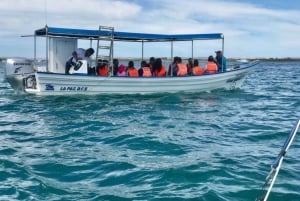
[142,41,144,61]
[34,34,36,61]
[221,36,224,72]
[192,40,194,59]
[45,25,49,71]
[170,41,174,76]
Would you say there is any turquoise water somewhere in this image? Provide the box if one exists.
[0,62,299,201]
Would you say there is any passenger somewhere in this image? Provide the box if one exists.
[192,59,204,75]
[97,60,109,76]
[127,61,139,77]
[65,47,95,74]
[173,57,187,76]
[148,57,155,73]
[153,58,166,77]
[215,50,227,72]
[138,60,152,77]
[112,58,119,76]
[205,55,218,74]
[187,57,193,75]
[168,56,180,76]
[117,64,126,76]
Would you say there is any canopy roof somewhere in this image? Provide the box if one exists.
[34,26,223,42]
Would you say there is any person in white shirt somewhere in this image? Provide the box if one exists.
[65,48,95,74]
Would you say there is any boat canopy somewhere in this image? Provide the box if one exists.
[34,26,223,42]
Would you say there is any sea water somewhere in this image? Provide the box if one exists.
[0,62,300,201]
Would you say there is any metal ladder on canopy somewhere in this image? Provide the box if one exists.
[96,25,114,75]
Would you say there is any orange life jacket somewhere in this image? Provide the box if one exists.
[193,66,204,75]
[98,65,108,76]
[205,62,218,74]
[177,63,188,76]
[142,67,152,77]
[154,65,166,77]
[127,67,139,77]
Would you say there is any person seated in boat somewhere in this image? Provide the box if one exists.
[205,55,218,74]
[148,57,155,73]
[186,58,194,75]
[215,50,227,72]
[65,47,95,74]
[97,59,109,76]
[112,58,120,76]
[171,56,187,76]
[153,58,166,77]
[117,64,126,76]
[168,56,179,76]
[127,61,139,77]
[138,60,152,77]
[192,59,204,75]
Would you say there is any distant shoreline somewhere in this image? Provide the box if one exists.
[1,57,300,62]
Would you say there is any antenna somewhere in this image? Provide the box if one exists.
[44,0,48,25]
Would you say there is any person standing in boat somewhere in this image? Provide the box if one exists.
[65,48,95,74]
[215,50,227,72]
[127,61,139,77]
[138,60,152,77]
[205,55,218,74]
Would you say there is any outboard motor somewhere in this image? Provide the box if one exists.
[5,58,34,76]
[4,58,34,92]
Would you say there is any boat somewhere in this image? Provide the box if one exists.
[4,25,259,95]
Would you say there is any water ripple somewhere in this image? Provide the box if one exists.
[0,62,300,200]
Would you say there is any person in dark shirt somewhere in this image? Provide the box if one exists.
[112,58,119,76]
[215,50,227,72]
[168,56,181,76]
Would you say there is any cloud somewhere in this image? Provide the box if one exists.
[0,0,141,34]
[0,0,300,58]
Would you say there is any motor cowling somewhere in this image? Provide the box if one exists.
[4,58,34,77]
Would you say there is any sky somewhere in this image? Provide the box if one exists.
[1,0,300,59]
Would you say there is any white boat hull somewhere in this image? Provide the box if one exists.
[17,61,258,96]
